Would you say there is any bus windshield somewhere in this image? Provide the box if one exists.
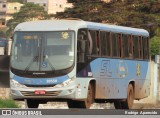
[11,31,74,72]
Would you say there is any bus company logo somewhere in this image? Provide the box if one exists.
[117,61,128,78]
[136,63,141,76]
[61,32,69,39]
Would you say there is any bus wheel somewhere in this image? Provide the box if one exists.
[121,84,134,109]
[67,83,94,109]
[25,99,39,108]
[114,101,122,109]
[81,83,94,108]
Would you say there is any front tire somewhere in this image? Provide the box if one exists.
[67,83,94,109]
[81,83,94,108]
[25,99,39,108]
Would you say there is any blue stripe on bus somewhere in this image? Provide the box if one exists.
[13,75,69,85]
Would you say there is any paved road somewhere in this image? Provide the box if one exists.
[17,101,160,109]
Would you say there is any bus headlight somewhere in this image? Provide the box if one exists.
[54,77,75,88]
[10,79,27,88]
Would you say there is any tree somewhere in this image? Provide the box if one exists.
[6,3,50,37]
[55,0,160,35]
[55,0,105,22]
[150,36,160,58]
[7,0,24,3]
[55,0,160,56]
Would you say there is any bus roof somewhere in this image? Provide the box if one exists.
[14,20,149,37]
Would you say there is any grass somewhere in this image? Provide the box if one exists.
[0,99,20,108]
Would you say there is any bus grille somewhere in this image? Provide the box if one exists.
[21,91,61,96]
[25,85,56,87]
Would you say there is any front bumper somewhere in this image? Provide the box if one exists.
[11,84,76,100]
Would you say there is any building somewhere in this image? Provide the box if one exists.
[27,0,73,14]
[5,2,23,21]
[0,0,7,28]
[0,1,23,28]
[48,0,73,14]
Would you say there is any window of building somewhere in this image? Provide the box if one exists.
[14,7,17,10]
[2,4,6,8]
[2,21,5,26]
[59,5,62,8]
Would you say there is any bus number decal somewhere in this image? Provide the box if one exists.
[46,79,57,84]
[100,60,112,78]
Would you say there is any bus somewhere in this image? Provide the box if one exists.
[10,19,150,109]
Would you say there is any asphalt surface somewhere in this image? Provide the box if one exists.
[17,101,160,109]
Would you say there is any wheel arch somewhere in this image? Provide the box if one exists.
[128,81,135,97]
[87,79,96,99]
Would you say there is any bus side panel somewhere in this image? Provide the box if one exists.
[89,58,150,100]
[74,77,95,99]
[134,61,151,99]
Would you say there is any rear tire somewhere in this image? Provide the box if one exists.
[114,101,122,109]
[121,84,134,109]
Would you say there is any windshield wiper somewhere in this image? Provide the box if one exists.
[24,56,39,72]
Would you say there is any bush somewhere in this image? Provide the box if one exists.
[150,36,160,57]
[0,99,20,108]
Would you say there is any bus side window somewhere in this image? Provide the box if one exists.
[123,34,129,58]
[139,36,143,59]
[118,34,122,58]
[106,32,111,57]
[96,31,100,55]
[133,36,139,59]
[143,37,149,60]
[100,31,106,56]
[128,35,133,59]
[111,33,118,57]
[89,30,97,55]
[77,30,87,63]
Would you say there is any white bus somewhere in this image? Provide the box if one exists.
[10,19,150,109]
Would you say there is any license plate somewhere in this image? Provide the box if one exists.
[34,90,46,95]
